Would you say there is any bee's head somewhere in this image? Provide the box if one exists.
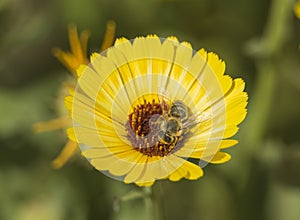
[158,130,176,145]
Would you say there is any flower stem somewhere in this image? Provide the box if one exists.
[143,185,165,220]
[113,185,164,219]
[242,0,294,147]
[237,0,294,188]
[153,183,166,220]
[143,187,154,220]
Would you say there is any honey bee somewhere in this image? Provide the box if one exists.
[149,100,191,145]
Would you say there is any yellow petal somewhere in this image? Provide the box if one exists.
[77,65,102,101]
[183,161,204,180]
[52,140,78,169]
[100,20,116,51]
[68,24,85,63]
[168,165,188,181]
[135,180,155,187]
[80,30,91,57]
[52,48,79,75]
[209,152,231,164]
[91,150,142,175]
[32,116,71,133]
[175,139,238,159]
[124,155,149,183]
[169,161,203,182]
[66,127,76,142]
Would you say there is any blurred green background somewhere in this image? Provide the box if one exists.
[1,0,300,219]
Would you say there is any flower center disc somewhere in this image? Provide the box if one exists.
[126,98,187,157]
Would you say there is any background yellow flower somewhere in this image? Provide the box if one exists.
[295,0,300,19]
[33,21,116,169]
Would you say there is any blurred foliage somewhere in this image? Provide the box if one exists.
[1,0,300,219]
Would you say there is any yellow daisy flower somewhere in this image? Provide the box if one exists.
[33,21,116,169]
[67,35,248,187]
[295,0,300,19]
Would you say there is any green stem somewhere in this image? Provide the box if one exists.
[152,183,165,220]
[243,58,277,148]
[243,0,293,145]
[237,0,294,188]
[114,186,164,220]
[143,185,165,220]
[143,187,154,220]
